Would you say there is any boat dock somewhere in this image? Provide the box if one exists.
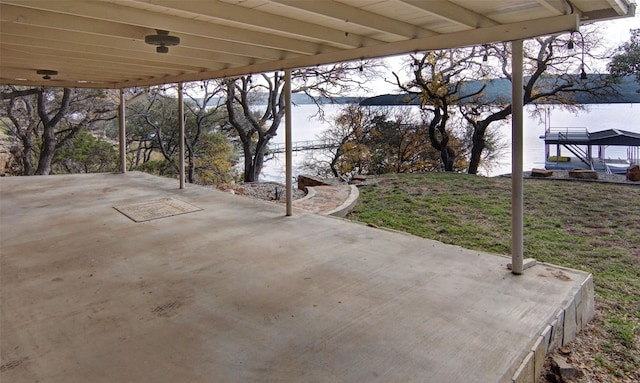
[541,127,640,174]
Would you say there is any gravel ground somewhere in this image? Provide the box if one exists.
[216,181,307,202]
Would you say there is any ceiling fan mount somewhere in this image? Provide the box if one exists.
[145,30,180,54]
[36,69,58,80]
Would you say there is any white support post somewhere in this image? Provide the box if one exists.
[178,83,186,189]
[511,39,524,275]
[285,70,293,216]
[118,89,126,174]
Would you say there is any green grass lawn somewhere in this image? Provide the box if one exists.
[347,173,640,381]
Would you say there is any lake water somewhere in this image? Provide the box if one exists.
[261,103,640,182]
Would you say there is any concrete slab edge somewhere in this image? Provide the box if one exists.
[510,272,595,383]
[326,185,359,218]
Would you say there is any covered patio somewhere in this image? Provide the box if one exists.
[0,1,635,382]
[1,172,594,382]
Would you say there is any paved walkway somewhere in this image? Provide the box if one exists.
[1,172,593,383]
[293,184,359,217]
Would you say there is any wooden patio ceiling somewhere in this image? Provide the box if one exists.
[0,0,635,89]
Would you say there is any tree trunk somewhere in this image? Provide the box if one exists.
[467,124,487,175]
[36,122,57,175]
[35,88,72,175]
[241,139,254,182]
[187,148,195,183]
[243,139,268,182]
[21,136,35,176]
[440,145,455,172]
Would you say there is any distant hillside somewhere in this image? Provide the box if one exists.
[360,75,640,106]
[206,94,364,106]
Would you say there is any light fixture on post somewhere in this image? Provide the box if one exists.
[145,30,180,54]
[36,69,58,80]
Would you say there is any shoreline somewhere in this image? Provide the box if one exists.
[499,170,638,185]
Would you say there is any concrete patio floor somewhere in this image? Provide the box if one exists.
[0,172,594,383]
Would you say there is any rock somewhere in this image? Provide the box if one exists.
[550,354,584,382]
[531,168,553,177]
[297,174,330,191]
[627,165,640,182]
[568,169,598,180]
[350,174,367,184]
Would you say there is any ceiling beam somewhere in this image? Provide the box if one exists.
[0,8,297,61]
[535,0,568,15]
[143,0,382,48]
[271,0,438,39]
[114,14,580,89]
[582,1,636,20]
[0,46,196,77]
[0,66,147,84]
[1,1,337,55]
[606,0,631,15]
[0,31,252,70]
[400,0,499,28]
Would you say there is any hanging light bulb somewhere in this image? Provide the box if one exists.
[567,31,575,49]
[580,66,588,80]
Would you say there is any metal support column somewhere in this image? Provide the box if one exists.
[118,89,127,174]
[511,39,524,275]
[284,70,293,216]
[178,83,185,189]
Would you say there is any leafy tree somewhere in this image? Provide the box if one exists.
[608,28,640,85]
[191,132,238,185]
[52,129,118,173]
[182,81,229,183]
[126,89,181,169]
[126,86,237,183]
[0,87,116,175]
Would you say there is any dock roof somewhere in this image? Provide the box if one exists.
[543,128,640,146]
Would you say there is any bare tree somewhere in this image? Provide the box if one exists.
[462,31,615,174]
[182,81,227,183]
[394,49,484,171]
[301,104,467,179]
[224,62,381,182]
[395,27,616,174]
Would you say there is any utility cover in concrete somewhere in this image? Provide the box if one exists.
[114,197,202,222]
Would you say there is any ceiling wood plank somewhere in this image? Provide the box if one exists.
[400,0,499,28]
[0,31,252,70]
[115,14,580,88]
[535,0,568,15]
[6,22,289,62]
[144,0,382,48]
[0,46,195,77]
[271,0,438,39]
[1,0,335,54]
[0,0,632,89]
